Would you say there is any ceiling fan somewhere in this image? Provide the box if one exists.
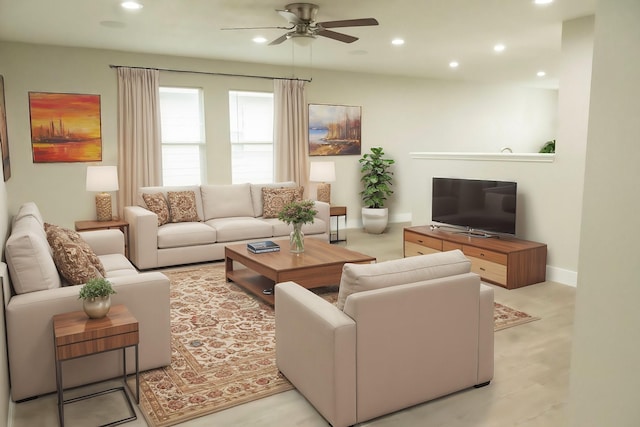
[222,3,379,45]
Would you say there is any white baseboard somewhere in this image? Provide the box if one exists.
[546,265,577,287]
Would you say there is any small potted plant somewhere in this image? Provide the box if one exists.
[278,199,318,253]
[79,278,116,319]
[359,146,395,234]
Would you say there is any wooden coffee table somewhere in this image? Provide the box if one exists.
[225,238,375,304]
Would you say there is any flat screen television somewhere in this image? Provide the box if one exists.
[432,177,517,236]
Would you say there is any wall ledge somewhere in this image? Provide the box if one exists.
[410,152,555,163]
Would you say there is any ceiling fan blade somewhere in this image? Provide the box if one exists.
[221,26,292,31]
[317,18,379,29]
[269,33,290,46]
[277,9,303,25]
[316,29,358,44]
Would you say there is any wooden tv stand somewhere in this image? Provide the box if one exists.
[404,226,547,289]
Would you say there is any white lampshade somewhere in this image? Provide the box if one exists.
[86,166,119,192]
[86,166,118,221]
[310,162,335,204]
[309,162,336,183]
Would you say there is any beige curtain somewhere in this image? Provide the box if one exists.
[273,79,309,194]
[116,67,162,216]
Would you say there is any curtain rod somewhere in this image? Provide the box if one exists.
[109,64,312,82]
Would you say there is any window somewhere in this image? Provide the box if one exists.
[159,87,205,186]
[229,91,274,184]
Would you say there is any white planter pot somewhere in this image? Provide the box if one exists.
[362,207,389,234]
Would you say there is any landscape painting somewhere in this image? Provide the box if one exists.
[29,92,102,163]
[308,104,361,156]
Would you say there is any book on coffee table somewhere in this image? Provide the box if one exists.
[247,241,280,254]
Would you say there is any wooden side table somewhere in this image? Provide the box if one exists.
[53,305,139,427]
[75,218,129,258]
[329,205,347,243]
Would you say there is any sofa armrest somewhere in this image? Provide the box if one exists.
[275,281,357,427]
[79,229,124,256]
[5,271,170,401]
[124,205,159,269]
[313,201,331,236]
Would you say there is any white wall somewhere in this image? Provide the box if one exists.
[0,41,556,229]
[569,0,640,425]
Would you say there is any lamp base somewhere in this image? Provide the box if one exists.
[317,182,331,204]
[95,193,113,222]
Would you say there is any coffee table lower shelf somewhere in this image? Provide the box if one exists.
[226,270,278,304]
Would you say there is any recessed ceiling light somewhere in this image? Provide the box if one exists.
[449,61,459,69]
[391,38,405,46]
[493,44,506,53]
[253,36,267,44]
[537,71,546,77]
[121,1,143,10]
[534,0,553,4]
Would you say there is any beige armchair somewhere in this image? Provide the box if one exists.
[275,250,494,427]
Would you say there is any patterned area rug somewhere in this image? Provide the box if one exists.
[135,265,539,427]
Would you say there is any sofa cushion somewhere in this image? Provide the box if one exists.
[98,254,138,277]
[142,192,170,226]
[45,224,106,277]
[157,222,217,249]
[5,215,61,294]
[250,181,298,217]
[12,201,45,227]
[336,250,472,310]
[49,237,103,286]
[201,183,255,220]
[206,217,272,243]
[262,187,304,218]
[167,191,201,223]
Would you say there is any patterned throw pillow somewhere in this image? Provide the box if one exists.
[45,223,106,277]
[46,225,103,286]
[262,187,304,218]
[143,192,170,226]
[167,191,200,223]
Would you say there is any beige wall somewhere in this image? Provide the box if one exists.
[569,0,640,425]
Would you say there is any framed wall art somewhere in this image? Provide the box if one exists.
[29,92,102,163]
[308,104,361,156]
[0,75,10,181]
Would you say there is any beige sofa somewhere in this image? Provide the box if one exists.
[124,182,330,270]
[275,250,494,427]
[3,202,171,401]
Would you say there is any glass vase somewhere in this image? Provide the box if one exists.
[290,222,305,253]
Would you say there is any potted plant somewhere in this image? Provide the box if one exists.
[359,146,395,234]
[278,199,318,253]
[78,277,116,319]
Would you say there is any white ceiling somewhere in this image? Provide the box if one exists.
[0,0,595,89]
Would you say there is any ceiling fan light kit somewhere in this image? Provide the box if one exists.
[223,2,378,46]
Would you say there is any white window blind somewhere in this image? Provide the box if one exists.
[159,87,205,186]
[229,91,274,184]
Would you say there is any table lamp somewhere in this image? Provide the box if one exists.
[309,161,336,204]
[86,166,119,221]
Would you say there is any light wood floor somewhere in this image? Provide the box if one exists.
[9,223,575,427]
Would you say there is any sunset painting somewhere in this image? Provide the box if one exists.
[29,92,102,163]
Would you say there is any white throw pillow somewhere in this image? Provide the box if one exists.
[336,250,471,310]
[6,215,61,294]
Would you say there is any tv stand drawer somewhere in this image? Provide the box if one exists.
[404,241,440,257]
[463,246,507,265]
[468,257,507,286]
